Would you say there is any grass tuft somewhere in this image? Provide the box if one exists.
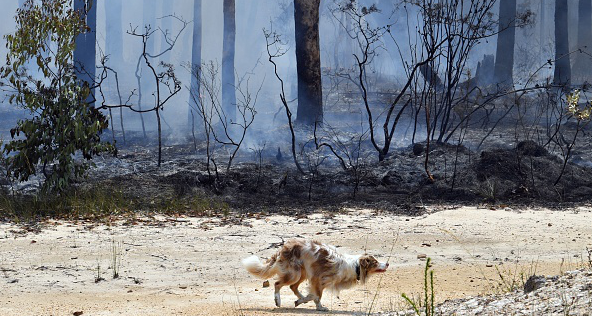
[111,238,122,279]
[402,257,436,316]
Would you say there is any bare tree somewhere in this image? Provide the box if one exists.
[550,90,592,185]
[335,1,409,162]
[73,0,97,103]
[222,0,237,121]
[412,0,499,144]
[294,0,323,125]
[188,0,202,128]
[554,0,571,87]
[133,0,160,139]
[313,119,371,198]
[494,0,517,88]
[334,0,500,181]
[264,28,306,174]
[189,62,260,179]
[116,16,188,166]
[572,0,592,84]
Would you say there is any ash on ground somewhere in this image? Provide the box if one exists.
[75,134,592,214]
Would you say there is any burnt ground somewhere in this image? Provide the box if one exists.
[62,125,592,218]
[1,95,592,219]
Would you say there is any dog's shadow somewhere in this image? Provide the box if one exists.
[242,307,365,315]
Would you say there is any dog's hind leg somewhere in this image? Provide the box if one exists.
[273,281,283,307]
[294,291,326,311]
[311,278,328,311]
[295,278,327,311]
[274,272,300,308]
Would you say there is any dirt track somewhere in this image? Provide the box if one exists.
[1,206,591,315]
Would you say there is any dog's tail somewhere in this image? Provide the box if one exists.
[242,254,278,279]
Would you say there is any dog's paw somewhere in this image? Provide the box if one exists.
[316,305,329,312]
[294,300,301,307]
[274,293,281,307]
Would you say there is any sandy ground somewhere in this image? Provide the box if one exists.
[1,206,592,316]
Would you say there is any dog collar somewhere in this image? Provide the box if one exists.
[355,264,360,281]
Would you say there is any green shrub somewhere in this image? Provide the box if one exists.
[1,0,113,192]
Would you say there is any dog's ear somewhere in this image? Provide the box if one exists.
[360,257,371,269]
[358,257,371,283]
[360,256,378,269]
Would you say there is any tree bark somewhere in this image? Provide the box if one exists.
[572,0,592,84]
[294,0,323,125]
[494,0,516,88]
[188,0,202,128]
[222,0,236,121]
[554,0,571,86]
[420,63,444,90]
[74,0,97,104]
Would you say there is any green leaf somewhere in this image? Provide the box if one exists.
[3,0,113,193]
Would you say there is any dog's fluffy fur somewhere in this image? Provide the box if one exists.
[242,238,388,311]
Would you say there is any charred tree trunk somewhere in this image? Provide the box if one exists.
[420,63,444,90]
[294,0,323,125]
[554,0,571,87]
[188,0,202,128]
[572,0,592,84]
[74,0,96,104]
[494,0,516,88]
[222,0,237,121]
[104,0,125,142]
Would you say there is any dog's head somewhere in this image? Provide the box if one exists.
[358,255,389,283]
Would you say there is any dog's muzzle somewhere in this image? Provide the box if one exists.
[375,262,389,273]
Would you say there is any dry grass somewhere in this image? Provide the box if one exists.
[0,184,229,222]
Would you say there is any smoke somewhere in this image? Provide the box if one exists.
[0,0,583,151]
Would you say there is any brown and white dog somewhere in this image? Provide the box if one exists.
[242,239,389,311]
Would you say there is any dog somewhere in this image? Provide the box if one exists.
[242,238,389,311]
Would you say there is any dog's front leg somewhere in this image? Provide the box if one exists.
[274,292,281,307]
[314,298,328,311]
